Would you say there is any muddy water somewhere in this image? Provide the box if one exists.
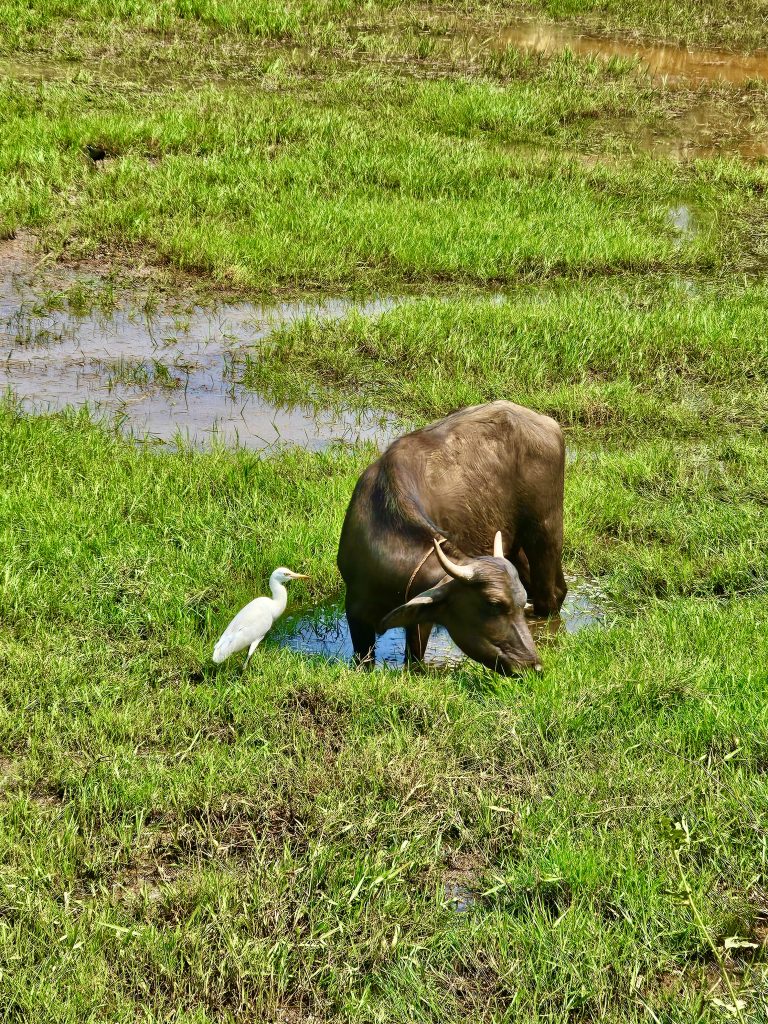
[634,102,768,161]
[270,583,603,669]
[460,19,768,162]
[444,882,475,912]
[477,19,768,86]
[0,250,398,450]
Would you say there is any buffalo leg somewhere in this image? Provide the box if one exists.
[348,612,376,670]
[405,624,432,670]
[510,546,532,595]
[523,534,567,617]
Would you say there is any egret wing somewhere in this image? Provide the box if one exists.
[212,597,274,663]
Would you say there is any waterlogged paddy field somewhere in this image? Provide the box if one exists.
[1,2,768,1022]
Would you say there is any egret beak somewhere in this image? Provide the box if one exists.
[288,572,310,579]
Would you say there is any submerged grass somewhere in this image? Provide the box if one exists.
[469,0,768,50]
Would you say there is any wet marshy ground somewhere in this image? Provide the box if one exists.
[451,18,768,162]
[476,19,768,86]
[7,20,768,169]
[633,103,768,162]
[0,239,399,451]
[269,582,605,669]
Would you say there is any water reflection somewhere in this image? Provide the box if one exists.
[475,19,768,86]
[270,583,604,669]
[0,241,400,451]
[454,19,768,163]
[444,882,475,912]
[634,102,768,162]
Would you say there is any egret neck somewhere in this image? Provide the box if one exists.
[268,570,290,618]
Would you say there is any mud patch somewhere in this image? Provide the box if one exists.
[0,258,400,450]
[0,755,19,786]
[279,687,350,755]
[113,848,183,901]
[443,852,486,913]
[28,785,66,811]
[269,580,605,669]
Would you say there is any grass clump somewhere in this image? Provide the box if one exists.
[0,0,380,49]
[244,278,768,426]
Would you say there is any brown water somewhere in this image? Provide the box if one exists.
[460,19,768,162]
[479,19,768,86]
[0,245,399,451]
[270,582,605,669]
[635,103,768,161]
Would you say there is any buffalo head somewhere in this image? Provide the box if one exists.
[377,531,541,675]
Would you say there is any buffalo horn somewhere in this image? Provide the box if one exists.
[433,538,475,582]
[493,531,504,559]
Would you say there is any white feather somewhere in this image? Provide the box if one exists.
[212,597,275,663]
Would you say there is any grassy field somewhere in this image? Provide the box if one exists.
[0,66,734,288]
[2,0,768,1021]
[3,3,768,287]
[1,0,767,51]
[2,407,767,1022]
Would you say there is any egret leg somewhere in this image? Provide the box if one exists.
[242,638,262,673]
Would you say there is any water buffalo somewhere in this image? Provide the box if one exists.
[337,400,566,674]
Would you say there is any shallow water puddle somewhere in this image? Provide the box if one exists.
[444,881,475,912]
[667,203,698,247]
[455,19,768,162]
[634,102,768,162]
[472,19,768,86]
[270,583,603,669]
[667,204,694,235]
[0,252,399,450]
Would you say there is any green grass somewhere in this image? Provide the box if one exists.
[0,70,726,288]
[2,0,768,1018]
[1,0,767,51]
[4,31,768,288]
[1,406,767,1022]
[0,0,381,48]
[243,278,768,427]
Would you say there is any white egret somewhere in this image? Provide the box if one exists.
[212,567,309,668]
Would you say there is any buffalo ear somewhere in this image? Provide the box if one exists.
[376,582,453,634]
